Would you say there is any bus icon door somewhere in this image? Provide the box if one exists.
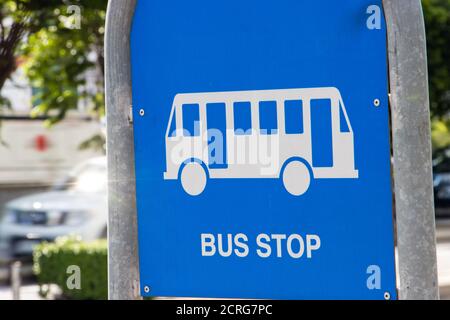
[206,103,228,169]
[311,99,334,168]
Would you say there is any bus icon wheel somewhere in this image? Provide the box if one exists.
[180,161,207,196]
[282,160,311,196]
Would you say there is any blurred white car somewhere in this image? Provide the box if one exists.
[0,157,107,264]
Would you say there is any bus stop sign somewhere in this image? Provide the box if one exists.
[131,0,397,299]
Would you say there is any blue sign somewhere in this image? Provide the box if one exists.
[131,0,397,299]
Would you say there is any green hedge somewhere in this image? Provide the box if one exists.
[33,236,107,300]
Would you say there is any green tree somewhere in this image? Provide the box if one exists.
[0,0,46,107]
[23,1,107,125]
[0,0,106,122]
[423,0,450,119]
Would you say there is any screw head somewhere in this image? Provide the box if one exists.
[384,292,391,300]
[143,286,150,293]
[139,109,145,116]
[374,99,381,107]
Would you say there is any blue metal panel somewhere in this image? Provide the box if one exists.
[131,0,396,299]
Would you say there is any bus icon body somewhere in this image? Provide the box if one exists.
[163,87,359,196]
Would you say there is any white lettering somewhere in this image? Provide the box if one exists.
[306,234,321,258]
[234,233,249,257]
[217,234,233,257]
[203,233,322,259]
[287,234,305,259]
[271,234,287,258]
[256,234,271,258]
[201,233,216,256]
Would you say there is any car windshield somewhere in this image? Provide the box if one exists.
[433,148,450,174]
[56,163,107,193]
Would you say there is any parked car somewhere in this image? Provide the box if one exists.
[433,148,450,217]
[0,157,107,266]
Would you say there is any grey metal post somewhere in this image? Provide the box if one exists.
[105,0,140,300]
[384,0,439,300]
[11,261,21,300]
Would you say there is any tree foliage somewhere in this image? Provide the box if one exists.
[23,1,107,124]
[0,0,47,106]
[0,0,74,106]
[423,0,450,119]
[0,0,106,123]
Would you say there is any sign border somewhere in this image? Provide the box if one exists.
[105,0,439,300]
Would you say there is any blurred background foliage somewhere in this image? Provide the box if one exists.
[33,236,107,300]
[0,0,106,126]
[23,6,106,125]
[423,0,450,149]
[0,0,449,148]
[423,0,450,119]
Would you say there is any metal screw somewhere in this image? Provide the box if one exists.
[143,286,150,293]
[373,99,381,107]
[384,292,391,300]
[139,109,145,116]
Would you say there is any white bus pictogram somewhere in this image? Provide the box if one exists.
[163,87,359,196]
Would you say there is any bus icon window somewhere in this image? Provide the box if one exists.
[163,87,359,196]
[182,103,200,137]
[233,101,252,135]
[284,100,304,135]
[259,101,278,135]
